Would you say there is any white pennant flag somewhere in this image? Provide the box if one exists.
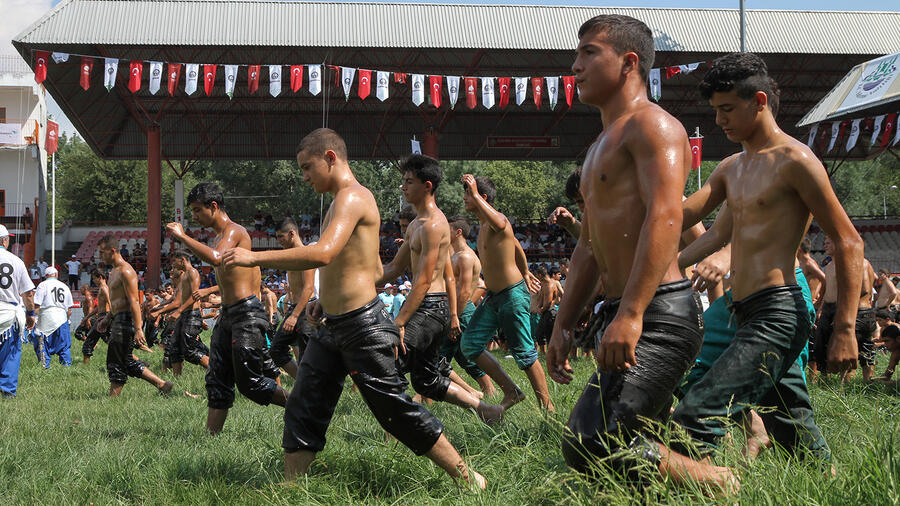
[481,77,495,109]
[411,138,422,154]
[649,68,661,101]
[447,76,460,109]
[412,74,425,106]
[269,65,282,97]
[148,61,163,95]
[871,114,886,146]
[308,65,321,96]
[104,58,118,91]
[678,63,700,74]
[515,77,528,105]
[341,67,355,101]
[546,76,559,110]
[807,124,819,149]
[846,118,862,152]
[827,122,840,152]
[224,65,237,98]
[185,63,199,95]
[51,52,69,63]
[894,119,900,146]
[376,71,390,101]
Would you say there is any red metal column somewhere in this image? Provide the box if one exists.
[147,125,161,290]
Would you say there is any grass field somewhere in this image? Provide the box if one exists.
[2,331,899,505]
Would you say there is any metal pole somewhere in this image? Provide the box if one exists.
[740,0,746,52]
[51,152,56,266]
[884,194,887,219]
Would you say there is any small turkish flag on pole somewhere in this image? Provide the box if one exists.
[464,77,477,110]
[562,76,575,107]
[128,61,143,93]
[45,120,59,155]
[80,57,93,91]
[531,77,543,108]
[359,70,372,100]
[689,128,703,170]
[34,51,49,84]
[498,77,510,109]
[882,113,898,148]
[167,63,181,96]
[203,65,216,96]
[248,65,260,94]
[290,65,303,92]
[429,75,442,108]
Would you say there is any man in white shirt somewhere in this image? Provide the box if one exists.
[0,225,36,396]
[32,266,75,368]
[65,255,81,290]
[37,256,49,277]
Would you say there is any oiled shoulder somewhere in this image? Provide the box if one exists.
[622,105,688,142]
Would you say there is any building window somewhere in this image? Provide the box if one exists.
[0,107,5,123]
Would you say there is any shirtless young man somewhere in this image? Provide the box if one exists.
[82,269,111,364]
[261,284,278,326]
[221,129,484,488]
[875,269,899,311]
[94,235,172,397]
[151,252,210,375]
[797,238,826,309]
[445,216,496,396]
[535,267,564,354]
[73,285,97,342]
[377,156,502,423]
[151,265,183,372]
[676,53,862,467]
[269,217,317,378]
[546,15,725,488]
[167,182,289,434]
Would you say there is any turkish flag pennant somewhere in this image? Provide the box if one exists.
[429,75,442,108]
[531,77,543,108]
[665,66,681,79]
[562,76,576,107]
[128,61,143,93]
[203,64,216,96]
[837,120,849,147]
[497,77,510,109]
[394,72,407,84]
[80,57,93,91]
[45,120,59,155]
[358,70,371,100]
[34,51,49,84]
[290,65,303,92]
[882,113,898,147]
[689,136,703,170]
[248,65,260,94]
[167,63,181,96]
[464,77,478,110]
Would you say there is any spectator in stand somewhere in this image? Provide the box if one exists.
[120,244,130,259]
[65,255,81,290]
[23,207,33,226]
[29,262,41,285]
[37,256,49,277]
[392,282,409,319]
[378,283,395,313]
[253,212,264,231]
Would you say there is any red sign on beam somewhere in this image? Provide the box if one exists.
[487,136,559,148]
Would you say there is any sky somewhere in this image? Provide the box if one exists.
[3,0,898,137]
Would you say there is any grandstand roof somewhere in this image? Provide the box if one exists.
[12,1,900,161]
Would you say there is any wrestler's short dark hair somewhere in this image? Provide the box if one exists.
[800,237,812,253]
[278,217,299,233]
[296,128,348,161]
[876,310,894,321]
[97,234,118,249]
[400,154,442,194]
[90,268,106,280]
[565,166,583,202]
[448,216,471,238]
[578,15,655,80]
[699,52,781,118]
[398,205,416,223]
[171,250,191,262]
[882,325,900,339]
[535,265,548,277]
[550,266,561,276]
[187,182,225,210]
[475,176,496,205]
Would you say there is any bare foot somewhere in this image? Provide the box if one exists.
[713,466,740,496]
[184,391,202,399]
[742,410,772,460]
[137,344,153,352]
[468,470,487,490]
[472,390,484,400]
[158,381,174,395]
[476,403,504,426]
[500,388,526,410]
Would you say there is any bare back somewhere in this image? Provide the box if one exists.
[451,244,481,304]
[318,184,382,315]
[407,211,451,294]
[860,260,875,309]
[213,221,261,305]
[96,283,111,313]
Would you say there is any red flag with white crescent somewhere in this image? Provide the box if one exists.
[464,77,477,109]
[429,75,442,108]
[359,70,372,100]
[394,72,407,84]
[203,65,216,96]
[498,77,510,109]
[531,77,543,108]
[34,51,49,84]
[248,65,260,94]
[689,136,703,170]
[167,63,181,96]
[665,66,681,79]
[128,61,143,93]
[45,120,59,155]
[882,113,898,148]
[290,65,303,92]
[80,56,93,91]
[562,76,575,107]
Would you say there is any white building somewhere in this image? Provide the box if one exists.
[0,54,47,263]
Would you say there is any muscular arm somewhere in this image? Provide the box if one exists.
[170,226,231,267]
[455,255,476,316]
[377,240,411,287]
[123,269,144,336]
[394,223,442,327]
[176,271,201,314]
[514,240,541,293]
[443,252,460,336]
[294,270,316,317]
[678,204,733,269]
[682,160,729,230]
[462,174,507,232]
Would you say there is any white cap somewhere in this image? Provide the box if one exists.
[384,283,393,289]
[71,254,76,258]
[0,224,12,237]
[401,281,411,290]
[45,266,58,276]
